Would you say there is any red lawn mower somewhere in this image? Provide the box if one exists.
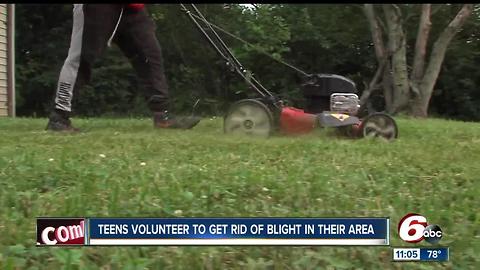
[181,4,398,141]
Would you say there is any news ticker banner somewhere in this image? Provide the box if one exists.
[392,248,449,262]
[37,217,389,246]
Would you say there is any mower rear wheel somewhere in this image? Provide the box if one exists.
[224,99,274,138]
[361,113,398,141]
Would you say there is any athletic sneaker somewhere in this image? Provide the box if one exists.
[153,111,201,129]
[46,110,80,132]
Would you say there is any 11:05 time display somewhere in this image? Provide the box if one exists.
[393,248,420,260]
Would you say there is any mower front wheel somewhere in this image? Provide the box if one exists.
[224,99,275,138]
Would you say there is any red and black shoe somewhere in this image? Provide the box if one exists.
[153,111,201,129]
[46,110,80,132]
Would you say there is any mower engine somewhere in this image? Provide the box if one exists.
[330,93,360,115]
[277,74,362,134]
[302,74,357,114]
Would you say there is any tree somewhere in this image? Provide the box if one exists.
[14,4,479,120]
[362,4,475,117]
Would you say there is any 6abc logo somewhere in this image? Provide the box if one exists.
[398,213,442,244]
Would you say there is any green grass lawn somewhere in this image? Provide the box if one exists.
[0,116,479,269]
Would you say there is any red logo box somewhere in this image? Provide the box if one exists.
[36,218,85,246]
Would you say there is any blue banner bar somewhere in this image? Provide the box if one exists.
[87,217,389,246]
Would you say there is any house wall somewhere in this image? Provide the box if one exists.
[0,4,8,116]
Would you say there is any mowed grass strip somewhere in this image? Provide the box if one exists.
[0,117,479,269]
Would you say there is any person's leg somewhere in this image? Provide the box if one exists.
[114,8,169,112]
[47,4,122,131]
[114,8,200,129]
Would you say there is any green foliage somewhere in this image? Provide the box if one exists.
[15,4,73,116]
[14,4,480,120]
[431,6,480,120]
[0,117,479,268]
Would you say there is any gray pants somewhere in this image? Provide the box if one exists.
[54,4,169,114]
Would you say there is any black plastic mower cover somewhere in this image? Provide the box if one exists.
[302,74,358,114]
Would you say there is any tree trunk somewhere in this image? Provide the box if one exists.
[411,4,431,88]
[364,5,386,61]
[383,4,410,113]
[359,59,384,106]
[363,4,392,112]
[382,68,394,113]
[410,4,474,117]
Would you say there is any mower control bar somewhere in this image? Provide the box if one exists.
[180,4,276,99]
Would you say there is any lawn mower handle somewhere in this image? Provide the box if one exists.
[179,4,280,106]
